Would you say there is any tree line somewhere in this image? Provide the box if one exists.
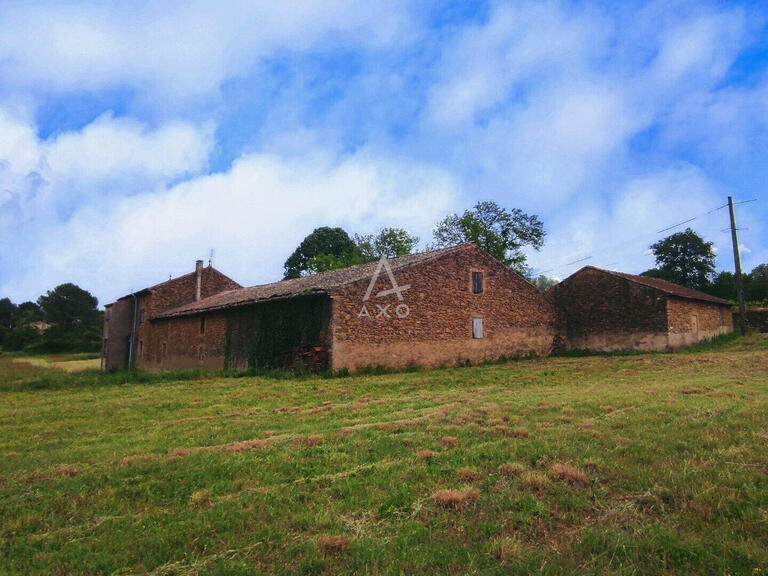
[283,200,545,279]
[0,284,103,353]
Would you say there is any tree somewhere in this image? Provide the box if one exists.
[746,264,768,303]
[17,301,44,324]
[0,298,17,328]
[37,283,101,331]
[645,228,715,290]
[283,227,358,279]
[531,275,558,291]
[432,201,545,275]
[355,228,419,260]
[707,271,736,301]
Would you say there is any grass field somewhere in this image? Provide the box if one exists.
[1,336,767,575]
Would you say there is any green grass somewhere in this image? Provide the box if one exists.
[1,335,767,574]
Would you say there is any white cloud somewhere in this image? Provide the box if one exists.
[528,166,724,277]
[0,1,411,102]
[1,150,459,304]
[43,113,213,184]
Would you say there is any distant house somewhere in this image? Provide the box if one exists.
[548,266,733,352]
[27,320,50,334]
[102,244,557,373]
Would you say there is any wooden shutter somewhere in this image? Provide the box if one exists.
[472,318,484,339]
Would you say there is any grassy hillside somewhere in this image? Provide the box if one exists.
[1,336,767,575]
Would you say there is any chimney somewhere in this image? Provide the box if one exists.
[195,260,203,301]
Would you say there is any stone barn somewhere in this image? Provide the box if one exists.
[549,266,733,352]
[103,244,558,373]
[101,260,241,371]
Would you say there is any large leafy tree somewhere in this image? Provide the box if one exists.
[355,228,419,260]
[283,227,358,279]
[642,228,715,290]
[432,201,545,274]
[37,283,101,331]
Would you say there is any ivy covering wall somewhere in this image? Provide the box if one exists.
[225,295,329,371]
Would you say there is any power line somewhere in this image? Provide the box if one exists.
[531,197,759,277]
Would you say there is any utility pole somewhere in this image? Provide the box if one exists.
[728,196,747,334]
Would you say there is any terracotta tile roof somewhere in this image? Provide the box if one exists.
[576,266,733,306]
[153,244,472,319]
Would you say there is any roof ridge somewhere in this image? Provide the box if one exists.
[576,265,732,306]
[154,243,476,319]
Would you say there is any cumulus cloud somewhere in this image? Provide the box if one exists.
[1,150,459,303]
[0,1,411,102]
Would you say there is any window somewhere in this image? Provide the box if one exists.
[103,338,108,355]
[105,309,111,322]
[198,346,204,361]
[200,316,206,335]
[472,318,484,339]
[472,271,484,294]
[139,308,145,325]
[162,342,167,358]
[138,340,144,359]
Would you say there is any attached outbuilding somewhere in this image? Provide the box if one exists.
[548,266,734,352]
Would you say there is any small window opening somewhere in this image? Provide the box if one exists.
[138,340,144,359]
[162,342,167,357]
[200,316,206,335]
[472,271,484,294]
[139,308,145,324]
[198,346,204,361]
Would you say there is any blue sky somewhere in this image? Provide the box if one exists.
[1,0,766,305]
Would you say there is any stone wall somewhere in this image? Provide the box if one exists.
[102,298,133,371]
[549,268,668,352]
[328,245,556,371]
[143,313,228,372]
[666,297,733,348]
[744,308,768,332]
[103,265,240,371]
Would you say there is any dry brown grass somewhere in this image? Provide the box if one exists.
[224,439,266,453]
[440,436,458,447]
[498,462,527,477]
[53,464,77,477]
[415,449,436,460]
[433,488,479,509]
[456,468,481,482]
[550,463,589,485]
[317,535,349,555]
[577,419,596,430]
[519,471,550,492]
[302,434,323,447]
[188,489,211,509]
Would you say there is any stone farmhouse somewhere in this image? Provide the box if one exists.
[548,266,733,352]
[102,246,734,373]
[102,244,557,373]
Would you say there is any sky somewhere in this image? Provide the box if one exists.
[1,0,766,306]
